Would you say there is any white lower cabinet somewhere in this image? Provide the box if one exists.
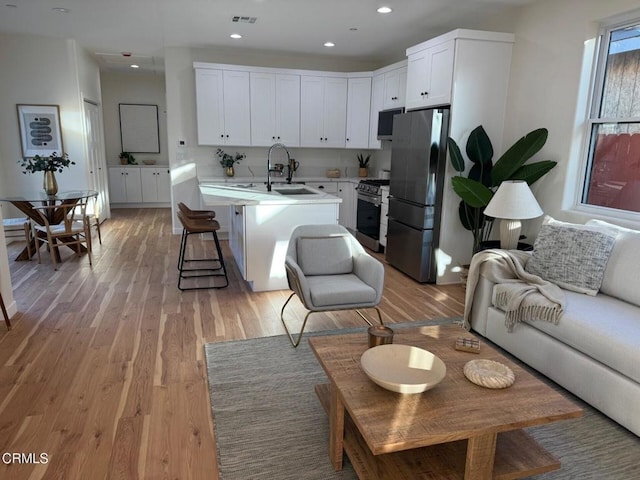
[141,168,171,203]
[109,166,171,205]
[108,167,142,203]
[229,205,246,277]
[305,182,338,194]
[338,181,358,231]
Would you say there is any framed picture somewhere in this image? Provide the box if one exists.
[16,104,64,158]
[119,103,160,153]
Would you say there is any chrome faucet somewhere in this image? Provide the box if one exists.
[267,143,291,192]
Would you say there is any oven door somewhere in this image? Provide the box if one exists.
[356,191,382,251]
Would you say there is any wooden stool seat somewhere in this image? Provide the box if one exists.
[176,209,228,290]
[178,202,216,220]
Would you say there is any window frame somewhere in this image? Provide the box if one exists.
[576,14,640,222]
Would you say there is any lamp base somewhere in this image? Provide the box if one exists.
[499,219,521,250]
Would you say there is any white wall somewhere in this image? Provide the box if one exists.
[100,72,168,166]
[504,0,640,234]
[0,33,99,198]
[0,32,102,317]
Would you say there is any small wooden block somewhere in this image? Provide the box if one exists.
[455,336,481,353]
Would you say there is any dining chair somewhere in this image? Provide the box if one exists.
[31,200,93,270]
[281,224,385,347]
[3,217,33,259]
[85,194,102,245]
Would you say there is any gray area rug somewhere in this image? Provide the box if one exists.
[205,318,639,479]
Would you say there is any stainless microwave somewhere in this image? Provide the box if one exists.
[377,107,404,140]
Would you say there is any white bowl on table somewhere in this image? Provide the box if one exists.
[360,344,447,394]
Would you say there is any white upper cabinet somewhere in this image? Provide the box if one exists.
[195,68,251,146]
[300,75,348,148]
[345,77,372,149]
[369,73,385,149]
[405,39,455,110]
[250,72,300,146]
[382,67,407,110]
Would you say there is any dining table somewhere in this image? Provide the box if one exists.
[0,190,98,261]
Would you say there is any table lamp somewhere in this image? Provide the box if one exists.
[484,180,543,250]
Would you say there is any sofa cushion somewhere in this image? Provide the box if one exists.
[525,221,616,295]
[307,274,377,307]
[518,289,640,384]
[586,220,640,307]
[297,235,353,276]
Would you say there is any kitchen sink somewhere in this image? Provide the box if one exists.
[273,187,316,195]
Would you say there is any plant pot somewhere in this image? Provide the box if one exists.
[225,166,235,177]
[358,167,368,177]
[120,158,128,165]
[43,170,58,196]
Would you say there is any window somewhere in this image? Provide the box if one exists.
[583,21,640,213]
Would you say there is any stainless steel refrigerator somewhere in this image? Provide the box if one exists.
[386,108,450,283]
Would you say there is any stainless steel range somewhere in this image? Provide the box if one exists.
[355,179,389,252]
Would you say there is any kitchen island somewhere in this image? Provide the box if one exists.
[199,183,341,291]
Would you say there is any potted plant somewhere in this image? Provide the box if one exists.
[18,152,76,196]
[119,151,136,165]
[357,153,371,177]
[216,148,246,177]
[447,126,557,255]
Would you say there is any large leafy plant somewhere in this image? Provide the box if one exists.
[447,126,557,254]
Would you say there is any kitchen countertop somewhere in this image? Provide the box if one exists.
[197,175,370,184]
[199,182,342,206]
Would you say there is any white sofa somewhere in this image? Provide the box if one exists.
[468,218,640,436]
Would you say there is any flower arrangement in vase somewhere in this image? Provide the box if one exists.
[216,148,246,177]
[18,152,75,196]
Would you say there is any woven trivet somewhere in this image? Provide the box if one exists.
[463,359,515,389]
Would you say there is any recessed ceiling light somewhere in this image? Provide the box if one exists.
[377,6,392,14]
[130,64,140,69]
[52,7,71,13]
[230,33,242,39]
[324,42,335,48]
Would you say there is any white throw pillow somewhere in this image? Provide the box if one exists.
[586,219,640,307]
[525,219,617,295]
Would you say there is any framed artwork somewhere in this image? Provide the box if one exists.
[16,104,64,158]
[119,103,160,153]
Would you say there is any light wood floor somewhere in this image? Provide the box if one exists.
[0,208,465,480]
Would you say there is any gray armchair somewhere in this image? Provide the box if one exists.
[281,224,385,347]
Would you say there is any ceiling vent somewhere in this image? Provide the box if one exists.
[232,16,257,24]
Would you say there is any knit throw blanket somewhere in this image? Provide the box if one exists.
[463,249,565,331]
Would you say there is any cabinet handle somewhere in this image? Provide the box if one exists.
[324,137,328,141]
[272,136,276,139]
[226,134,229,138]
[318,185,324,189]
[277,136,280,139]
[346,138,350,142]
[220,134,224,138]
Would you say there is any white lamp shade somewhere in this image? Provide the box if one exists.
[484,180,543,220]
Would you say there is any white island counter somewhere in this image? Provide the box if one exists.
[199,183,341,291]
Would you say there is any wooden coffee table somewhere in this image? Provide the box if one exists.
[309,324,583,480]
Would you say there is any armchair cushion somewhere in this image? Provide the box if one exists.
[307,274,377,307]
[297,235,353,276]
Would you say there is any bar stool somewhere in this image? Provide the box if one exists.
[178,202,216,220]
[177,210,229,290]
[1,290,11,330]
